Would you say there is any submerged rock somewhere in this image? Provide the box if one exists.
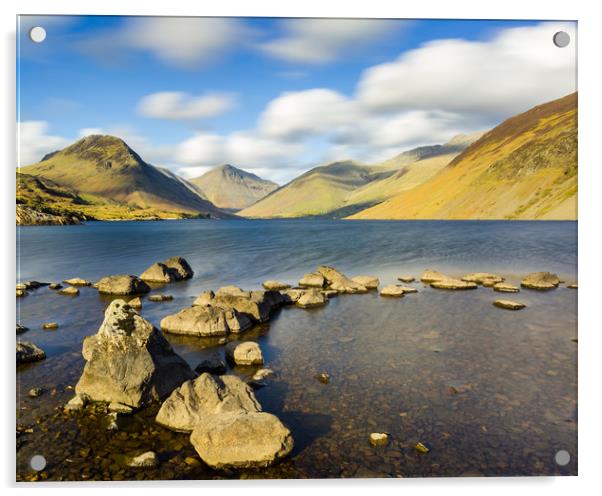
[316,372,330,384]
[262,280,291,290]
[369,433,389,447]
[42,322,59,330]
[16,289,27,297]
[493,299,526,310]
[148,294,173,302]
[420,270,448,283]
[298,273,325,288]
[74,299,194,408]
[398,276,415,283]
[297,288,327,308]
[156,373,260,432]
[190,411,294,469]
[161,305,252,336]
[96,275,151,295]
[28,387,44,398]
[64,394,88,412]
[58,286,79,296]
[317,266,367,293]
[195,357,227,375]
[16,324,28,334]
[128,451,159,468]
[379,285,405,297]
[521,272,560,290]
[16,341,46,364]
[493,283,520,293]
[351,275,380,289]
[398,286,418,294]
[462,273,504,285]
[430,279,477,290]
[63,278,92,286]
[49,283,62,290]
[225,341,263,366]
[415,442,430,454]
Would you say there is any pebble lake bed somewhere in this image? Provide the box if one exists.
[16,219,578,480]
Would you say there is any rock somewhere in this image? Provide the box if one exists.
[316,372,330,384]
[184,456,201,467]
[96,275,151,295]
[567,283,578,289]
[493,283,519,293]
[379,285,405,297]
[74,299,195,408]
[216,285,251,298]
[262,280,291,290]
[156,373,261,432]
[430,279,477,290]
[42,322,59,330]
[369,433,389,447]
[193,290,215,306]
[398,276,415,283]
[461,273,504,285]
[160,305,252,337]
[128,297,142,309]
[128,451,159,468]
[107,413,119,431]
[321,289,339,299]
[398,286,418,293]
[140,257,193,283]
[225,341,263,366]
[521,272,560,290]
[190,411,293,469]
[63,278,92,286]
[64,394,88,411]
[148,294,173,302]
[297,288,327,308]
[20,281,49,290]
[493,299,526,310]
[298,273,325,288]
[351,275,380,289]
[195,357,227,375]
[28,387,44,398]
[16,289,27,297]
[49,283,62,290]
[58,286,79,296]
[420,270,448,283]
[280,288,305,303]
[108,402,134,414]
[415,442,430,454]
[316,266,367,293]
[16,324,28,334]
[16,283,27,291]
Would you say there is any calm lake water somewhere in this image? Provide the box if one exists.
[16,220,578,480]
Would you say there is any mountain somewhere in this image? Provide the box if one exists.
[190,164,278,210]
[20,135,233,219]
[239,135,481,219]
[349,93,577,220]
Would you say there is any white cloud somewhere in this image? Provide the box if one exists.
[18,121,69,166]
[357,22,577,117]
[258,18,401,64]
[137,91,236,120]
[78,127,105,137]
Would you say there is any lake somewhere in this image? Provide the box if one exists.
[16,219,578,480]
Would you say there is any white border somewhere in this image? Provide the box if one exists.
[2,1,601,495]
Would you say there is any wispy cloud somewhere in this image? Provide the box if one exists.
[137,91,237,120]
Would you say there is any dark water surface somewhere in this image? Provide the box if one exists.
[16,220,578,480]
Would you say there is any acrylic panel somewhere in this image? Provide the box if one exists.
[16,16,577,481]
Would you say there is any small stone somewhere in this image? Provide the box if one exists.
[297,288,327,308]
[129,297,142,309]
[49,283,62,290]
[420,270,448,283]
[42,322,59,330]
[397,286,418,294]
[369,432,389,447]
[398,276,415,283]
[493,300,526,310]
[316,372,330,384]
[16,324,28,334]
[64,394,88,412]
[225,341,263,366]
[128,451,159,468]
[379,285,405,297]
[28,387,44,398]
[351,275,380,289]
[16,341,46,364]
[252,368,275,382]
[262,280,291,290]
[184,456,201,467]
[16,283,27,291]
[415,442,430,454]
[430,279,477,290]
[493,283,519,293]
[58,286,79,296]
[567,284,578,289]
[521,272,560,290]
[96,275,151,295]
[63,278,92,286]
[462,273,504,285]
[148,294,173,302]
[16,289,27,297]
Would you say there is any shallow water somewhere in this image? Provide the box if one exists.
[16,220,578,480]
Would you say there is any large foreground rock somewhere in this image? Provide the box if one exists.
[96,275,150,295]
[190,411,294,469]
[140,256,194,283]
[316,266,367,293]
[521,272,560,290]
[160,305,252,336]
[156,373,260,432]
[75,300,194,408]
[16,341,46,364]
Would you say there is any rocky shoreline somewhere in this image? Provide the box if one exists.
[16,259,577,477]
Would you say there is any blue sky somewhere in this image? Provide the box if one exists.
[17,16,577,183]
